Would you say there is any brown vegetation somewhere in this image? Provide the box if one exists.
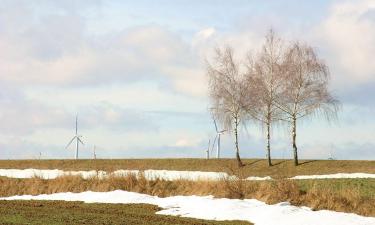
[0,173,374,217]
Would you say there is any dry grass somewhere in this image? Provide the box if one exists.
[0,174,374,217]
[0,159,374,177]
[0,159,373,217]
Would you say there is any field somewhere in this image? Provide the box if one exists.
[0,159,374,177]
[0,159,374,223]
[0,200,251,225]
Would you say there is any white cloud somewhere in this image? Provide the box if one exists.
[316,0,375,88]
[173,136,202,147]
[192,27,216,46]
[0,86,71,135]
[0,3,208,97]
[0,0,375,160]
[79,102,159,133]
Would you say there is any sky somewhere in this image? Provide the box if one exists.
[0,0,374,160]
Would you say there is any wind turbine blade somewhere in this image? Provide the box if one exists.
[75,115,78,135]
[78,137,84,145]
[211,134,218,153]
[207,139,211,154]
[213,119,218,132]
[65,136,76,149]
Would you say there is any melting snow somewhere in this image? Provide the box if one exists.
[1,190,374,225]
[0,168,373,181]
[0,168,269,181]
[291,173,375,179]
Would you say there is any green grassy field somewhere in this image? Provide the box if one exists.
[297,179,375,198]
[0,158,374,177]
[0,200,251,225]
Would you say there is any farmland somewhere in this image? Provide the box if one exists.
[0,159,374,224]
[0,200,251,225]
[0,159,374,177]
[0,167,374,216]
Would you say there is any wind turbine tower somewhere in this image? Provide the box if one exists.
[212,119,226,159]
[93,145,97,160]
[206,139,211,159]
[66,115,84,159]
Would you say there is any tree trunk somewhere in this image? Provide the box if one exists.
[266,121,272,166]
[292,116,298,166]
[234,119,244,167]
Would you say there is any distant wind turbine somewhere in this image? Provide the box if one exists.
[66,115,84,160]
[93,145,97,160]
[206,139,211,159]
[211,118,226,159]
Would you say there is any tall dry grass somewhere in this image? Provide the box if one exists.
[0,173,373,217]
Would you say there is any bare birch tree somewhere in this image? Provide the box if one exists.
[276,42,340,166]
[207,46,255,167]
[245,30,285,166]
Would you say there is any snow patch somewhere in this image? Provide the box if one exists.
[291,173,375,180]
[0,168,237,181]
[0,168,374,181]
[1,190,374,225]
[246,176,272,181]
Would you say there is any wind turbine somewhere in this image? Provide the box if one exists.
[206,139,211,159]
[93,145,97,160]
[66,115,84,160]
[211,118,226,159]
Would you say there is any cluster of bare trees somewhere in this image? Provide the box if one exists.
[207,30,340,167]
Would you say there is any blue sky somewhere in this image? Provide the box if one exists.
[0,0,374,160]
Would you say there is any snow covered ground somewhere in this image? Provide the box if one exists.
[0,168,272,181]
[0,169,106,179]
[0,168,374,181]
[291,173,375,179]
[1,190,374,225]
